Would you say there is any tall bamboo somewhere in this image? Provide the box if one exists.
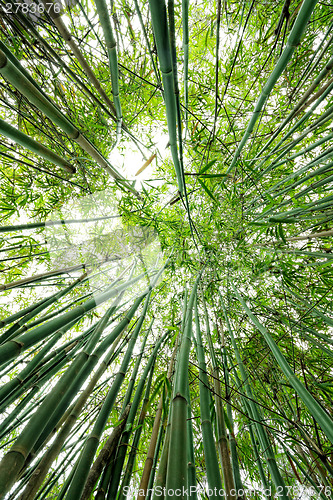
[148,0,183,193]
[194,299,223,497]
[227,0,318,173]
[137,345,177,499]
[64,293,152,499]
[232,284,333,444]
[220,295,290,499]
[165,276,200,499]
[0,118,75,173]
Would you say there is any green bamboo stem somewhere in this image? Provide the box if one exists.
[146,416,165,500]
[64,293,151,499]
[186,386,197,500]
[94,0,122,141]
[194,299,223,497]
[0,48,137,194]
[105,325,156,499]
[151,419,170,500]
[0,214,120,234]
[201,296,236,498]
[148,0,183,193]
[137,345,177,499]
[0,388,44,442]
[1,9,119,124]
[29,300,139,460]
[0,318,82,414]
[118,359,156,500]
[79,406,131,500]
[95,447,117,500]
[106,337,166,500]
[285,288,333,327]
[0,272,87,345]
[249,151,333,215]
[253,79,333,178]
[289,20,333,101]
[40,0,117,119]
[0,263,86,292]
[226,399,244,498]
[220,296,290,499]
[165,276,200,499]
[151,339,181,500]
[251,54,333,167]
[227,0,318,174]
[247,130,333,209]
[0,271,147,366]
[265,247,333,262]
[286,228,333,241]
[231,284,333,444]
[248,420,270,495]
[0,118,75,173]
[0,301,122,496]
[255,105,333,181]
[179,289,196,499]
[132,0,161,88]
[15,327,128,500]
[0,323,80,418]
[294,75,333,117]
[0,332,61,405]
[230,363,269,496]
[182,0,189,134]
[0,296,49,330]
[121,322,152,413]
[281,445,327,500]
[0,287,147,497]
[266,192,333,223]
[0,51,77,137]
[16,292,92,335]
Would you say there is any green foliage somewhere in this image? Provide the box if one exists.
[0,0,333,498]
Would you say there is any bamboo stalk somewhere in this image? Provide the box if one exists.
[220,296,290,499]
[137,346,177,499]
[186,385,197,500]
[0,49,138,194]
[0,118,75,173]
[203,304,237,499]
[165,276,200,499]
[251,54,333,168]
[194,299,223,497]
[231,284,333,444]
[40,0,117,118]
[0,263,86,291]
[118,358,156,500]
[94,0,122,142]
[132,0,161,88]
[64,294,151,499]
[0,214,120,234]
[286,229,333,241]
[148,0,183,193]
[182,0,189,135]
[227,0,318,173]
[0,271,148,367]
[16,332,126,500]
[103,323,156,499]
[79,405,131,500]
[0,273,87,345]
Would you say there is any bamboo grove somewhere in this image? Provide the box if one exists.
[0,0,332,497]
